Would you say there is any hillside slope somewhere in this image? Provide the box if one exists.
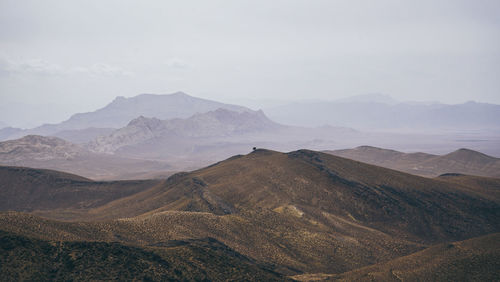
[1,149,498,275]
[0,230,286,281]
[0,166,160,213]
[296,233,500,281]
[89,149,499,243]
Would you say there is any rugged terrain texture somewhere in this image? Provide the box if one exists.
[0,149,499,279]
[89,108,282,155]
[0,230,286,281]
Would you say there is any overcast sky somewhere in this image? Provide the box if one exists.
[1,0,499,127]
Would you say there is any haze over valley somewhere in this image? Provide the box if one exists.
[1,0,499,280]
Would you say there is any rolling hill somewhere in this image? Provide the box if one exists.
[0,148,498,277]
[0,166,160,214]
[326,146,500,178]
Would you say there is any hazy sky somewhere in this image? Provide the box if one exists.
[1,0,499,127]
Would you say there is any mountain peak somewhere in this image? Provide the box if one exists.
[113,96,127,102]
[53,91,253,131]
[169,91,188,97]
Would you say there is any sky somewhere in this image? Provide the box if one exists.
[0,0,499,127]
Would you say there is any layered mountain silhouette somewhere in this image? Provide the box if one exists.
[326,146,500,178]
[2,92,499,159]
[0,135,171,180]
[0,110,358,177]
[1,91,500,280]
[1,149,498,278]
[0,92,251,141]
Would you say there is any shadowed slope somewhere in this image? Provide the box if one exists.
[294,233,500,281]
[0,166,161,214]
[436,173,500,201]
[0,230,287,281]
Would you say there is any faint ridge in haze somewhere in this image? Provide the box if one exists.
[266,98,500,130]
[333,93,399,104]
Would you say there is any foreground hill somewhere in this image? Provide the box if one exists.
[0,166,160,213]
[436,173,500,200]
[0,149,498,275]
[88,149,499,243]
[0,230,286,281]
[0,135,172,180]
[326,146,500,178]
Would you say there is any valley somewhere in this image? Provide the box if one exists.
[1,93,499,280]
[3,1,500,279]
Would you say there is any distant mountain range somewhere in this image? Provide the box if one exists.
[0,91,251,141]
[265,98,500,130]
[1,91,500,177]
[1,148,498,278]
[3,92,500,142]
[325,146,500,178]
[0,109,360,178]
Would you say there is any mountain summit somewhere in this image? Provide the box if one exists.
[49,91,251,130]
